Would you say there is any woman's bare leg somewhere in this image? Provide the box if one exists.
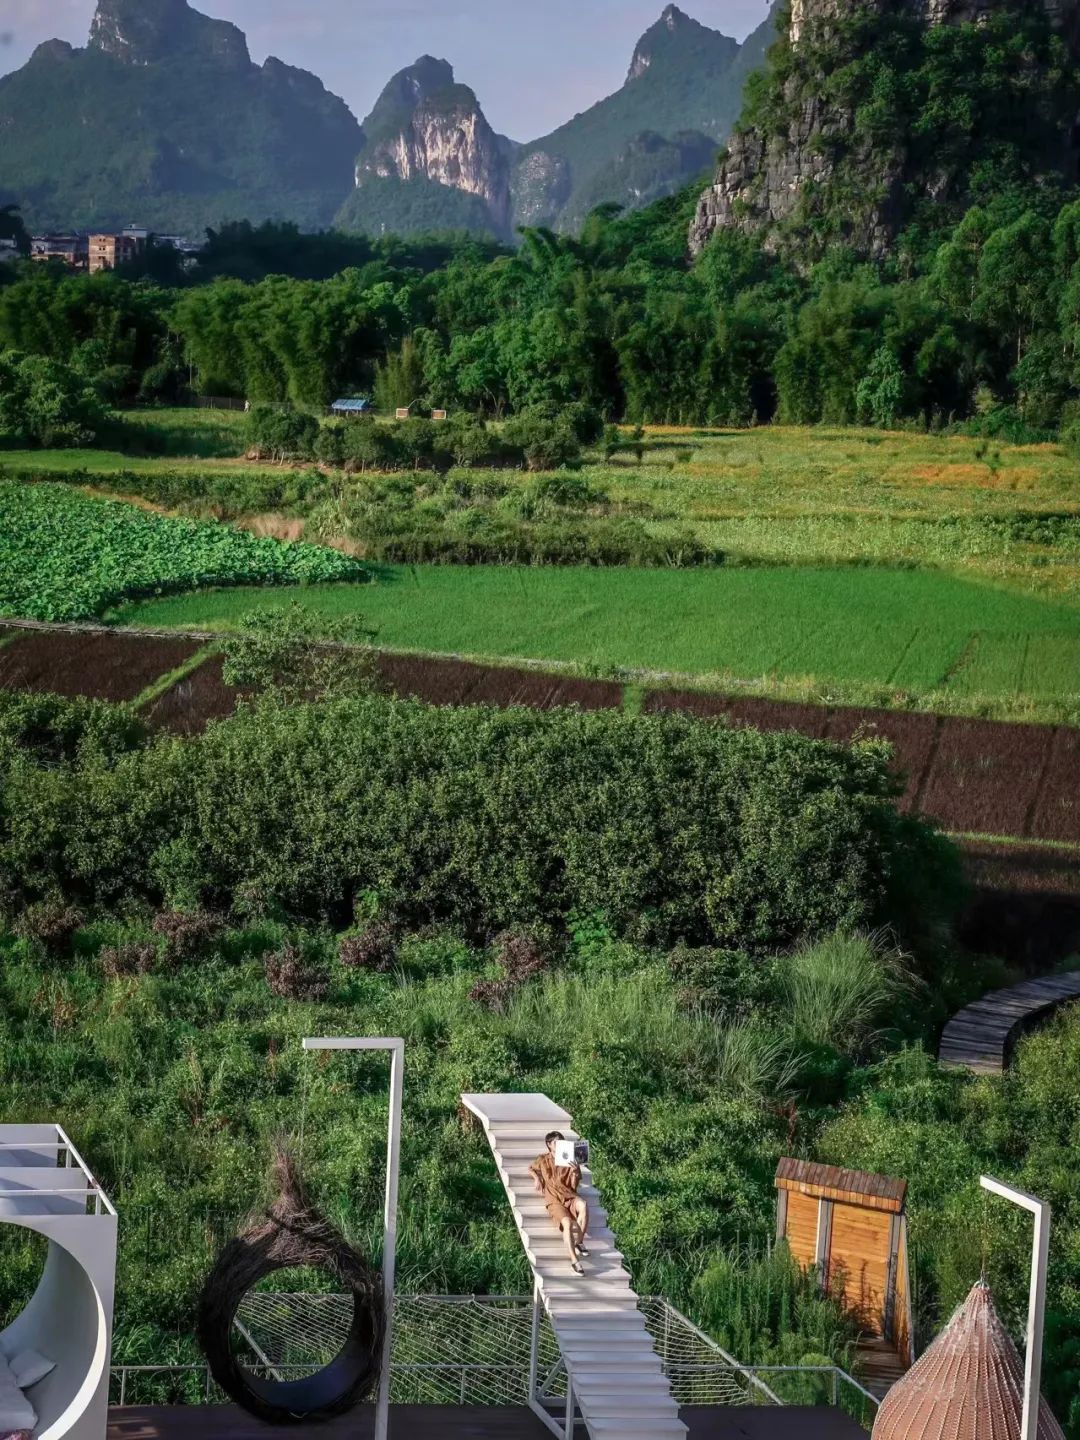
[571,1198,589,1248]
[559,1216,578,1265]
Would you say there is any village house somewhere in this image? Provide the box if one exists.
[30,233,89,268]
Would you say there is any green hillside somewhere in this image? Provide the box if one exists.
[0,0,362,233]
[513,4,778,230]
[335,176,501,240]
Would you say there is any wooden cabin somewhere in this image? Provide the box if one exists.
[775,1158,915,1397]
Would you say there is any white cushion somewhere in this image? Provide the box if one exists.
[10,1350,54,1389]
[0,1369,36,1431]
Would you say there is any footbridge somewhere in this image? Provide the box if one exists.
[461,1093,690,1439]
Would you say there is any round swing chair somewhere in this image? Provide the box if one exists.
[198,1151,384,1425]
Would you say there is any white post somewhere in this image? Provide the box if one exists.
[528,1279,541,1406]
[564,1371,575,1439]
[980,1175,1051,1440]
[304,1038,405,1440]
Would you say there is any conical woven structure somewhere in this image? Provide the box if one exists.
[873,1281,1065,1440]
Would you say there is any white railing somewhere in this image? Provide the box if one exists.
[109,1294,878,1425]
[0,1126,116,1217]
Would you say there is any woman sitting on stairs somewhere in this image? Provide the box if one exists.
[529,1130,590,1276]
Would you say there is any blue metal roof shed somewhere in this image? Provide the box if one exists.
[331,397,372,415]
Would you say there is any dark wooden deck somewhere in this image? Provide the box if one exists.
[855,1337,908,1400]
[939,970,1080,1074]
[107,1404,869,1439]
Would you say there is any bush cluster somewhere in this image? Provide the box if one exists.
[246,407,588,474]
[0,693,962,953]
[264,940,329,1000]
[0,351,109,449]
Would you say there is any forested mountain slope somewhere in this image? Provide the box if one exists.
[513,5,778,231]
[691,0,1080,258]
[0,0,362,233]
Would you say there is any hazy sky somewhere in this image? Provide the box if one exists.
[0,0,772,138]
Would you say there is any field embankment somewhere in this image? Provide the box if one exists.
[3,621,1078,853]
[118,564,1080,723]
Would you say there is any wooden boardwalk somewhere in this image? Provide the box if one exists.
[107,1405,868,1439]
[939,971,1080,1075]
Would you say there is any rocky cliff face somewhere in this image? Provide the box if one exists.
[88,0,250,68]
[691,0,1080,258]
[352,58,514,237]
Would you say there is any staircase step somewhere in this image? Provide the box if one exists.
[579,1402,682,1422]
[585,1421,687,1437]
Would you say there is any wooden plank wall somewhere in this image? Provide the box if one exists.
[785,1191,819,1269]
[893,1220,913,1366]
[827,1205,892,1334]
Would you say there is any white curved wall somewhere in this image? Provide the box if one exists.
[0,1128,116,1440]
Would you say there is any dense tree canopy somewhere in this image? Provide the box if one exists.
[6,175,1080,432]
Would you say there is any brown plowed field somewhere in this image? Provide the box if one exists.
[1030,727,1080,845]
[372,652,622,711]
[143,655,250,735]
[957,841,1080,968]
[644,687,1079,845]
[2,626,1078,855]
[142,650,622,734]
[0,626,203,703]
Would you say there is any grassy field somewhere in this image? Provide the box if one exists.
[8,415,1080,716]
[118,565,1080,713]
[4,416,1080,592]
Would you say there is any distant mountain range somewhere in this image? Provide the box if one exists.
[0,0,778,240]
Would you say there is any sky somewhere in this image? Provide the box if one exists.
[0,0,772,139]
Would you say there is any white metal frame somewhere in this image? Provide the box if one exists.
[0,1122,117,1440]
[302,1037,404,1440]
[980,1174,1051,1440]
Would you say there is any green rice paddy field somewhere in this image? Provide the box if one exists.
[119,565,1080,709]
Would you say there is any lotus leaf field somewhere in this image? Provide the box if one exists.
[0,481,364,622]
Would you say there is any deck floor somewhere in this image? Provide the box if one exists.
[108,1404,869,1439]
[939,970,1080,1074]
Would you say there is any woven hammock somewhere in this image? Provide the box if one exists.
[197,1151,384,1424]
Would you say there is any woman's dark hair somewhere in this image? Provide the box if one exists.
[545,1130,564,1146]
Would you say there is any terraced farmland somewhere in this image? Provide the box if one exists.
[0,481,363,622]
[119,565,1080,717]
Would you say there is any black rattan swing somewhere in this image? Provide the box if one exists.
[197,1150,384,1424]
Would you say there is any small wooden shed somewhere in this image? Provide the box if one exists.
[776,1159,915,1383]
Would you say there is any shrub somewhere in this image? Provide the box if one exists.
[100,941,159,978]
[502,414,582,471]
[314,420,347,468]
[562,401,605,445]
[0,692,144,765]
[151,909,225,966]
[470,930,551,1010]
[246,406,319,463]
[493,930,550,983]
[342,420,403,472]
[0,696,963,953]
[264,942,328,1000]
[0,352,108,448]
[339,920,398,972]
[525,472,597,510]
[14,900,84,955]
[667,943,778,1021]
[220,605,375,699]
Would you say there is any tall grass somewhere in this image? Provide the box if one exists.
[506,972,801,1100]
[691,1242,857,1370]
[779,931,912,1055]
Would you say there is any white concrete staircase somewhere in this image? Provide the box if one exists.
[461,1093,687,1439]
